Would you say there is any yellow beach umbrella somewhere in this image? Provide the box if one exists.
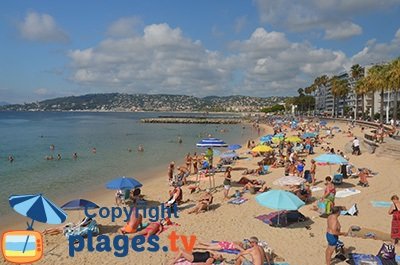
[271,137,282,144]
[252,145,273,152]
[285,136,302,143]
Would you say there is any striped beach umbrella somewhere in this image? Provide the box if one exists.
[9,194,67,225]
[196,138,228,148]
[228,144,242,150]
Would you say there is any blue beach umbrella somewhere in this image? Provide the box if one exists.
[9,194,67,225]
[320,121,327,126]
[196,138,228,148]
[228,144,242,150]
[256,190,305,211]
[314,154,348,165]
[106,176,142,190]
[220,151,238,159]
[61,199,99,211]
[9,194,67,254]
[301,132,317,139]
[260,135,273,143]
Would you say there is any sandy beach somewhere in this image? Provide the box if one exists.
[2,120,399,265]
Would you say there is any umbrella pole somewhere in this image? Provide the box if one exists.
[22,220,35,253]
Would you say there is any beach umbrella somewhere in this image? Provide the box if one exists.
[252,145,273,153]
[274,133,285,138]
[256,190,305,211]
[9,194,67,226]
[260,135,273,143]
[220,151,238,159]
[273,176,306,186]
[9,194,67,254]
[61,199,99,211]
[106,176,142,190]
[227,144,242,151]
[320,121,327,126]
[301,132,317,139]
[196,138,228,148]
[285,136,302,143]
[314,153,348,174]
[314,154,348,165]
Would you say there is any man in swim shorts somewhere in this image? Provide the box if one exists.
[325,206,347,265]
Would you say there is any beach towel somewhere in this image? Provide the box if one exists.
[347,253,383,265]
[310,186,323,192]
[335,188,361,198]
[340,204,358,216]
[228,197,248,205]
[348,226,392,241]
[210,241,240,254]
[371,201,392,208]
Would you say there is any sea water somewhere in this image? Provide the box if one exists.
[0,111,257,219]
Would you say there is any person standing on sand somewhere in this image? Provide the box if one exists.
[388,195,400,245]
[223,167,232,200]
[325,206,347,265]
[185,153,192,174]
[310,159,317,186]
[168,162,175,184]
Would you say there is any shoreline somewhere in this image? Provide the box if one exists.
[0,122,257,234]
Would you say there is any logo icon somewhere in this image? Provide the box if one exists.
[1,194,67,264]
[1,230,43,264]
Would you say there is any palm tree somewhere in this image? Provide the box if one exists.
[388,57,400,126]
[354,78,368,119]
[367,65,390,123]
[351,64,364,119]
[331,76,350,117]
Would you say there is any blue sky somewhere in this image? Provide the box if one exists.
[1,0,400,103]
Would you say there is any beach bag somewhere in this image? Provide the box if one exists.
[377,243,395,260]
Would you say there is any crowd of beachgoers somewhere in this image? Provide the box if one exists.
[14,116,400,265]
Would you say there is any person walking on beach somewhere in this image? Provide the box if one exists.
[325,206,347,265]
[185,153,192,174]
[223,167,232,200]
[310,159,317,186]
[388,195,400,245]
[352,137,360,155]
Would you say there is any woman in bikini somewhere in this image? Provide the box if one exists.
[185,153,192,174]
[192,152,198,175]
[322,176,336,214]
[135,220,164,239]
[120,209,143,234]
[389,195,400,245]
[168,249,223,265]
[223,167,232,200]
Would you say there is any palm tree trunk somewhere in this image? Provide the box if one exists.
[361,93,365,119]
[371,92,375,121]
[380,89,384,123]
[394,90,398,127]
[354,94,358,120]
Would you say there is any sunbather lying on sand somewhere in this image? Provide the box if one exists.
[168,249,223,265]
[43,217,93,236]
[134,220,164,239]
[188,190,213,214]
[120,208,143,234]
[238,177,269,194]
[242,164,263,175]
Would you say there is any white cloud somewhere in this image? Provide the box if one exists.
[68,24,355,97]
[351,28,400,65]
[18,11,69,43]
[324,22,362,40]
[69,23,232,95]
[106,16,142,37]
[254,0,399,36]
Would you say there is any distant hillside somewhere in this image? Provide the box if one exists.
[0,101,10,106]
[0,93,286,112]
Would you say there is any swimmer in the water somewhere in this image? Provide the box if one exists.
[178,137,182,144]
[138,145,144,152]
[50,144,55,151]
[8,155,14,163]
[57,154,62,160]
[92,147,97,154]
[72,153,78,160]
